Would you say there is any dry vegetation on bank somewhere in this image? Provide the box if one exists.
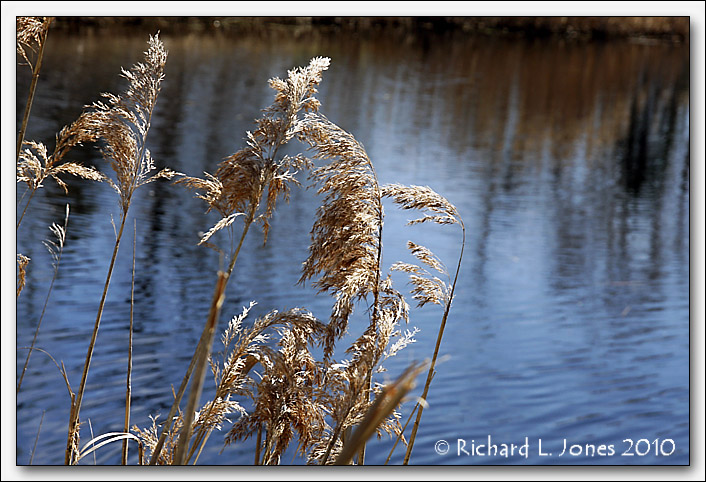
[48,16,689,43]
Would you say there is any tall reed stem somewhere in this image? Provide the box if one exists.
[384,402,419,464]
[403,223,465,464]
[65,34,166,464]
[254,424,263,465]
[121,220,136,464]
[65,212,128,464]
[16,188,37,231]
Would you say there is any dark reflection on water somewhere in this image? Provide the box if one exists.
[16,30,689,465]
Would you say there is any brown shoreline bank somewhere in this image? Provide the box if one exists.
[46,16,689,43]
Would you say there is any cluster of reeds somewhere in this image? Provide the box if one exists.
[16,22,465,466]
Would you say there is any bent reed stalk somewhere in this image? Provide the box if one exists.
[173,271,228,465]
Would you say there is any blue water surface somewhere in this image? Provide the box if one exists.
[15,29,690,466]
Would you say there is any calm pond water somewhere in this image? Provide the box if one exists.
[15,29,689,466]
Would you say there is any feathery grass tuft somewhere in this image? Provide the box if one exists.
[17,120,106,191]
[16,16,52,68]
[16,254,30,298]
[177,56,330,249]
[391,241,451,308]
[16,16,53,163]
[223,308,328,465]
[17,115,105,230]
[88,33,177,215]
[133,413,183,465]
[382,183,461,226]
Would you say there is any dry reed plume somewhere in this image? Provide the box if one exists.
[17,119,106,228]
[177,56,330,252]
[305,275,415,465]
[297,113,385,359]
[135,303,328,465]
[220,307,328,465]
[295,113,426,464]
[88,36,177,215]
[16,16,53,162]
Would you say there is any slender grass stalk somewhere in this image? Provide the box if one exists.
[17,204,69,394]
[261,426,270,465]
[173,271,228,465]
[17,346,74,400]
[356,164,386,466]
[403,224,465,464]
[29,410,45,465]
[146,315,209,464]
[16,17,52,163]
[65,212,127,464]
[121,220,136,465]
[18,344,75,463]
[384,402,419,464]
[16,189,37,231]
[383,374,433,463]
